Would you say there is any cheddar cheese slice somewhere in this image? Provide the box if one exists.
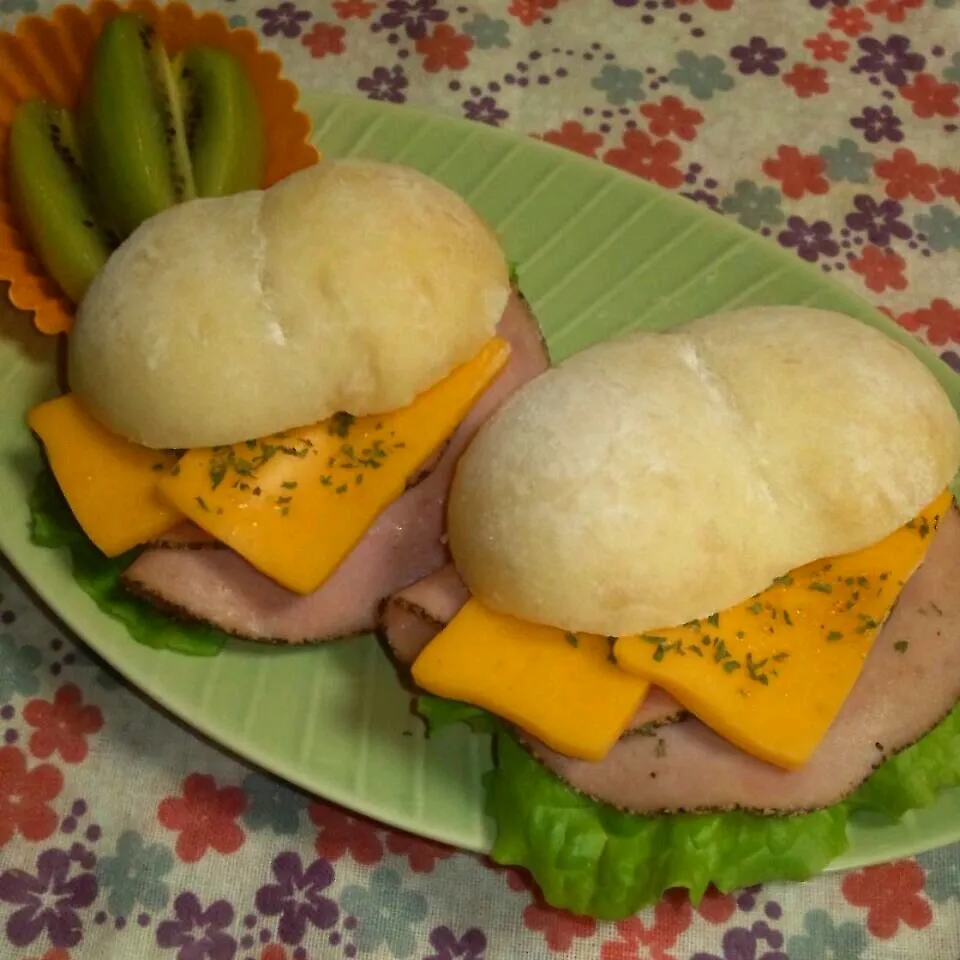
[412,599,651,761]
[27,395,183,556]
[614,489,953,770]
[158,338,511,595]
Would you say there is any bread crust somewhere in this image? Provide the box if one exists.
[68,160,509,449]
[448,306,960,635]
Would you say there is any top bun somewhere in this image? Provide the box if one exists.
[448,306,960,637]
[68,159,510,449]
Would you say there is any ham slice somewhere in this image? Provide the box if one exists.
[149,523,220,548]
[380,564,689,732]
[121,291,550,643]
[524,506,960,814]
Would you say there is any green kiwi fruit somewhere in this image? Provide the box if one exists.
[176,46,265,197]
[80,13,195,241]
[9,13,268,307]
[8,99,112,304]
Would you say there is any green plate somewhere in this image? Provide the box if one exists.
[1,92,958,870]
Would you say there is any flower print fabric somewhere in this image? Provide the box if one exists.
[0,1,957,958]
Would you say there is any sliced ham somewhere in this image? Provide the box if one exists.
[150,523,220,548]
[121,291,550,643]
[380,564,689,732]
[523,506,960,814]
[379,564,471,664]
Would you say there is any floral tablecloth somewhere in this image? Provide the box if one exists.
[2,0,960,958]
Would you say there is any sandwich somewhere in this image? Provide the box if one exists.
[26,158,549,650]
[380,305,960,918]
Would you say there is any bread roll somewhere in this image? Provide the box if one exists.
[68,159,509,449]
[448,306,960,636]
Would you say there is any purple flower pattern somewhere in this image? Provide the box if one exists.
[155,893,236,960]
[845,195,912,245]
[693,923,789,960]
[378,0,447,40]
[850,105,904,143]
[357,65,409,103]
[778,216,840,262]
[856,36,925,87]
[256,3,312,39]
[255,852,338,945]
[730,37,787,77]
[426,925,487,960]
[463,96,509,125]
[0,848,98,948]
[0,2,958,959]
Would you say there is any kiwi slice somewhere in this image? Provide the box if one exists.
[176,46,265,197]
[8,99,112,304]
[79,13,195,241]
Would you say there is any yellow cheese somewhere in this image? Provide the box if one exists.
[614,489,953,770]
[27,395,183,556]
[412,598,650,761]
[158,338,511,595]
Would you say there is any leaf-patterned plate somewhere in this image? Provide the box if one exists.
[1,92,958,868]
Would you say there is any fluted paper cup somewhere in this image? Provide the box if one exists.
[0,0,319,335]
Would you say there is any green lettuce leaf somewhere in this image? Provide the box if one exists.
[29,464,226,656]
[488,731,848,919]
[416,693,496,734]
[420,695,960,919]
[849,703,960,819]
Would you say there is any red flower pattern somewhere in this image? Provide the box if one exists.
[482,857,539,894]
[603,130,685,188]
[828,6,873,36]
[640,96,704,141]
[523,901,597,952]
[897,298,960,345]
[865,0,923,22]
[696,886,738,924]
[783,63,829,97]
[539,121,605,157]
[301,22,346,58]
[309,802,383,864]
[0,745,62,847]
[938,167,960,202]
[599,891,693,960]
[22,683,103,764]
[332,0,376,17]
[3,4,960,951]
[850,244,907,293]
[842,860,933,938]
[416,24,473,72]
[507,0,559,27]
[804,31,849,62]
[157,773,246,863]
[874,148,939,201]
[385,830,454,873]
[762,145,829,199]
[900,73,960,119]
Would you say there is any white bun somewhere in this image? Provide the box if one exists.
[448,306,960,636]
[68,159,510,449]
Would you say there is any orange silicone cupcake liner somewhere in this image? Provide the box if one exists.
[0,1,320,336]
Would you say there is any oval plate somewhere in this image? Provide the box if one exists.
[1,92,958,869]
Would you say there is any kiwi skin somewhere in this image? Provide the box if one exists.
[177,46,266,198]
[80,13,195,242]
[8,99,112,304]
[7,15,268,305]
